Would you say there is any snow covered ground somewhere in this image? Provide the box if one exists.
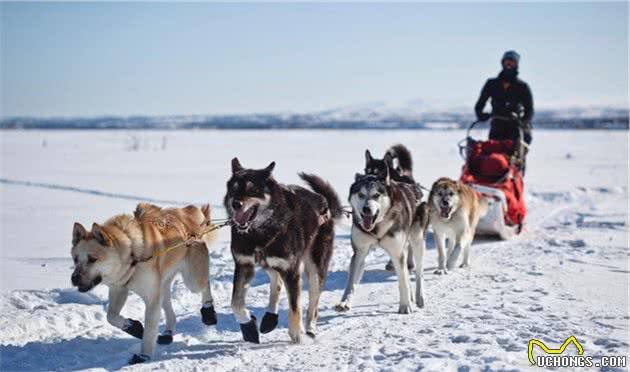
[0,129,628,371]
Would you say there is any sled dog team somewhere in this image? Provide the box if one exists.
[70,144,488,364]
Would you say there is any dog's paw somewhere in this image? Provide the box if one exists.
[334,302,352,312]
[259,312,279,334]
[157,330,173,345]
[128,353,150,365]
[398,304,413,314]
[200,304,218,326]
[306,323,317,339]
[415,295,425,309]
[288,329,302,344]
[384,260,395,272]
[123,318,144,339]
[459,263,469,269]
[239,316,260,344]
[434,268,448,275]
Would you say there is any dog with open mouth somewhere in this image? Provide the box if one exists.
[364,144,423,271]
[335,170,430,313]
[70,203,219,364]
[224,158,343,344]
[428,177,488,274]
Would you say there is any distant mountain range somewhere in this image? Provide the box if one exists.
[1,106,627,130]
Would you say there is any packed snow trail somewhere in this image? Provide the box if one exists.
[1,130,627,371]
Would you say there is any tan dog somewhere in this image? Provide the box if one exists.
[71,203,218,364]
[429,178,487,274]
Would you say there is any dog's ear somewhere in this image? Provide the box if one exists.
[73,223,87,246]
[201,204,211,221]
[365,150,373,164]
[355,172,362,181]
[134,204,145,219]
[263,161,275,178]
[428,179,440,202]
[91,223,112,246]
[384,165,391,186]
[134,203,160,219]
[231,157,243,174]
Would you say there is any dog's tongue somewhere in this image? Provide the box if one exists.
[233,207,254,225]
[440,206,451,218]
[362,214,374,230]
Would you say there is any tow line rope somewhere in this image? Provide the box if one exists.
[418,184,431,192]
[133,182,430,262]
[342,208,353,218]
[132,219,233,265]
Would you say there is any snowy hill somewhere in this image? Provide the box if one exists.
[1,106,628,130]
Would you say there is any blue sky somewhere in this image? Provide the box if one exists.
[1,2,628,117]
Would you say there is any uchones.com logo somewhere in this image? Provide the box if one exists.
[528,336,627,368]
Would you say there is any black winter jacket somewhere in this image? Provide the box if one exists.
[475,77,534,123]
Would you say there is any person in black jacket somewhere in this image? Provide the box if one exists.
[475,50,533,144]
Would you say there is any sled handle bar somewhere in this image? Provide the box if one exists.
[466,115,525,141]
[466,119,485,138]
[462,115,527,160]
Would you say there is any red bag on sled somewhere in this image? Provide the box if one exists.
[460,139,526,227]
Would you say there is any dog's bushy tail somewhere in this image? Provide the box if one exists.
[299,173,343,219]
[387,144,413,174]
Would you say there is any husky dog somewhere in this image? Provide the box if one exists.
[335,171,430,313]
[364,144,415,184]
[71,203,218,364]
[224,158,342,344]
[365,144,421,271]
[428,177,488,273]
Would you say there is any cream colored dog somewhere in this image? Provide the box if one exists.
[429,178,487,273]
[71,203,218,364]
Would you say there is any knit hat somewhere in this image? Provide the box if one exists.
[502,50,520,64]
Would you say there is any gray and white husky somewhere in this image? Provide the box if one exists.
[335,171,430,313]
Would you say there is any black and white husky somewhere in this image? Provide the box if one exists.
[224,158,343,344]
[364,144,415,184]
[335,170,429,313]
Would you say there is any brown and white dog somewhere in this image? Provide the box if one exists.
[428,178,488,274]
[70,203,218,364]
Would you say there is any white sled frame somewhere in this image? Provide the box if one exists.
[470,184,519,240]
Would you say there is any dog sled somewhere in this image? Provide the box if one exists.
[458,116,527,239]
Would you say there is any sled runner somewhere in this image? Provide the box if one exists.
[458,117,527,239]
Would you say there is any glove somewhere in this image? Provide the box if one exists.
[477,113,491,121]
